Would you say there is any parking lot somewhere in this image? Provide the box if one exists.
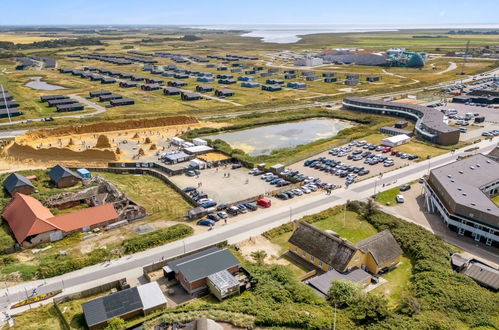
[289,140,415,187]
[169,166,274,205]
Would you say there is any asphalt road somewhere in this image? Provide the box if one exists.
[0,138,496,316]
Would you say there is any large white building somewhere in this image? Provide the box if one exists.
[294,56,323,67]
[424,153,499,247]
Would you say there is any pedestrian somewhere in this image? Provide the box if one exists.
[223,173,226,178]
[228,173,230,178]
[224,218,227,225]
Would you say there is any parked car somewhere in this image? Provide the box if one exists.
[257,198,272,208]
[186,170,196,177]
[207,213,220,222]
[197,219,215,226]
[244,202,258,211]
[217,211,229,219]
[232,163,243,169]
[396,195,405,203]
[216,203,228,211]
[201,201,217,208]
[400,184,411,192]
[182,186,196,192]
[237,204,248,213]
[276,193,289,200]
[227,206,239,216]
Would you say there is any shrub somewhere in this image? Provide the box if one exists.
[328,280,361,308]
[347,293,390,325]
[122,224,193,254]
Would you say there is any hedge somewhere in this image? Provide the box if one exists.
[123,224,193,254]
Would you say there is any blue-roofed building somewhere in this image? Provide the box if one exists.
[237,76,255,82]
[287,82,307,89]
[76,168,91,179]
[197,76,215,82]
[49,164,81,188]
[241,82,260,88]
[3,173,35,195]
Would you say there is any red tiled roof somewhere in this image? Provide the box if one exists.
[2,193,118,244]
[48,203,117,232]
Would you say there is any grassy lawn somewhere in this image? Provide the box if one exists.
[4,303,65,330]
[57,291,111,329]
[373,255,413,308]
[362,133,449,159]
[96,172,191,221]
[492,195,499,207]
[374,181,417,206]
[313,210,378,243]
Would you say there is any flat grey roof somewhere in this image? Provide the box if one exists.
[344,97,459,134]
[82,287,142,327]
[308,268,371,297]
[168,247,240,283]
[429,154,499,226]
[462,261,499,290]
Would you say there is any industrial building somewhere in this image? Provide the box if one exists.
[424,153,499,247]
[343,97,460,146]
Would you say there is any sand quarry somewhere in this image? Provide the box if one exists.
[1,116,226,168]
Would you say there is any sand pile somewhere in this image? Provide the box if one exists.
[149,144,157,151]
[21,116,198,140]
[95,135,112,148]
[115,147,121,154]
[138,148,145,156]
[144,137,152,144]
[132,133,140,139]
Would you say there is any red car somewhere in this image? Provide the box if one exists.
[382,147,392,153]
[257,199,272,208]
[391,150,399,156]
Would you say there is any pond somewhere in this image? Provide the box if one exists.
[205,119,354,156]
[25,76,65,90]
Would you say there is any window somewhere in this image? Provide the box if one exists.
[310,256,315,263]
[354,256,359,262]
[293,246,298,253]
[319,261,323,267]
[302,250,306,257]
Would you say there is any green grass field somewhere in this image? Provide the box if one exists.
[374,181,417,205]
[96,172,191,221]
[373,255,413,308]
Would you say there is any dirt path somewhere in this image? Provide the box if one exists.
[437,62,457,75]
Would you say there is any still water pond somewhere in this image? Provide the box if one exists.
[25,76,65,90]
[206,119,353,156]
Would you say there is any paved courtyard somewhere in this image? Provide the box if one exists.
[169,166,274,204]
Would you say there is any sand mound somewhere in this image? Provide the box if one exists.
[138,148,145,156]
[149,144,157,151]
[116,147,121,154]
[21,116,198,141]
[67,138,74,146]
[95,135,112,148]
[144,137,152,144]
[132,133,140,139]
[4,142,117,165]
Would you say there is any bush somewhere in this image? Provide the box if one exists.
[328,280,361,308]
[347,293,390,325]
[123,224,193,254]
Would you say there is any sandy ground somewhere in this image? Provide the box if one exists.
[3,121,225,166]
[236,235,288,265]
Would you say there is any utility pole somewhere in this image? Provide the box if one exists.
[460,40,470,76]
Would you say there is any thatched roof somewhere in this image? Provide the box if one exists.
[288,222,357,272]
[355,230,402,266]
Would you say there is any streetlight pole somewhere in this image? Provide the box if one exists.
[289,206,292,222]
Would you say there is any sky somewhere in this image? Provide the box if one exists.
[0,0,498,26]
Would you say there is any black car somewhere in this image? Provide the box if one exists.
[276,193,289,200]
[216,203,228,211]
[207,213,220,222]
[400,184,411,192]
[183,186,197,193]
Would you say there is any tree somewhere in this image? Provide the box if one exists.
[105,317,126,330]
[251,250,267,266]
[328,279,361,308]
[363,198,378,217]
[349,293,390,325]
